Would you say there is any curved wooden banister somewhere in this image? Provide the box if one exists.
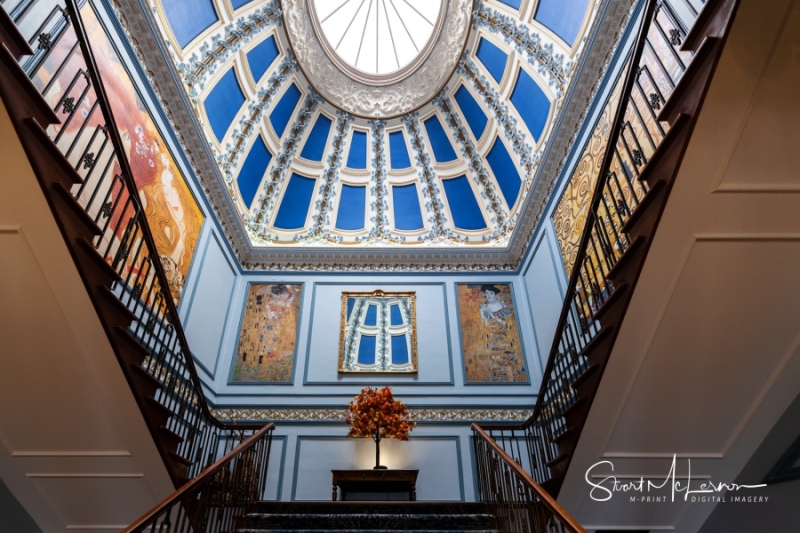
[123,422,276,533]
[62,0,237,432]
[1,0,272,490]
[471,424,586,533]
[473,0,741,502]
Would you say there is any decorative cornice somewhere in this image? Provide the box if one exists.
[211,407,533,422]
[107,0,633,272]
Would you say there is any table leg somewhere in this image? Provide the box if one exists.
[411,485,416,501]
[332,485,337,501]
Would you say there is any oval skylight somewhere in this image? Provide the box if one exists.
[310,0,444,80]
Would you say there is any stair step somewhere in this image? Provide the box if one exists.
[237,530,498,533]
[169,451,193,467]
[0,4,34,57]
[0,46,59,126]
[252,502,489,516]
[244,513,494,530]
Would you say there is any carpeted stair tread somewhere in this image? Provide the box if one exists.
[244,512,494,529]
[252,502,488,515]
[238,501,499,532]
[236,530,498,533]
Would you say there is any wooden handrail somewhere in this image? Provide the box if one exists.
[490,0,660,435]
[472,424,586,533]
[122,422,276,533]
[62,0,225,427]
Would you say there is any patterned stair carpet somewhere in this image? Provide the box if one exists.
[236,501,498,532]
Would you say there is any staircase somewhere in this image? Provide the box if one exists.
[471,0,742,501]
[237,502,497,533]
[0,0,271,494]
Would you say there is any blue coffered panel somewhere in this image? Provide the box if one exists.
[300,114,333,161]
[246,34,279,83]
[335,184,366,230]
[475,37,508,83]
[204,68,246,141]
[442,176,487,230]
[454,85,488,140]
[163,0,217,48]
[534,0,590,46]
[423,116,457,163]
[237,135,272,207]
[389,131,411,169]
[486,137,522,208]
[510,68,551,141]
[392,184,424,231]
[231,0,255,9]
[346,131,368,169]
[270,83,302,138]
[273,173,315,229]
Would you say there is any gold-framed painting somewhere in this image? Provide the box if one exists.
[456,283,527,383]
[338,290,418,373]
[230,283,303,383]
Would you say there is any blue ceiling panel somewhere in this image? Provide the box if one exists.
[231,0,255,9]
[476,38,508,83]
[335,184,366,230]
[237,136,272,208]
[389,131,411,169]
[204,68,245,141]
[486,138,521,208]
[510,68,550,141]
[454,85,488,140]
[442,175,487,230]
[423,116,457,163]
[346,131,368,169]
[497,0,521,9]
[246,34,279,83]
[273,173,315,229]
[392,184,424,231]
[270,83,302,138]
[391,335,409,365]
[300,114,333,161]
[163,0,217,48]
[357,335,376,365]
[535,0,590,46]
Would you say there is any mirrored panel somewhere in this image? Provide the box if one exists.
[338,291,417,373]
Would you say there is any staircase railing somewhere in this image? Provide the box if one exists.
[123,422,276,533]
[472,424,586,533]
[0,0,271,488]
[473,0,714,499]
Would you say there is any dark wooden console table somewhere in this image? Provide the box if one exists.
[331,469,418,501]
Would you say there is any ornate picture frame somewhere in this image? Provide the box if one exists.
[455,283,528,383]
[338,290,418,373]
[230,283,303,383]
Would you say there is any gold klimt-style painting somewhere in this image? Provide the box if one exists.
[30,5,204,305]
[551,76,626,277]
[231,284,303,383]
[456,284,526,383]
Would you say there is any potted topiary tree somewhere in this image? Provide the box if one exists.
[346,386,415,469]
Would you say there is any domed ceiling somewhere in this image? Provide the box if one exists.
[119,0,630,270]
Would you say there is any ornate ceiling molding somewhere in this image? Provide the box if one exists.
[283,0,473,119]
[211,407,532,423]
[108,0,633,272]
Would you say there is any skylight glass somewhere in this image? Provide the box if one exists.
[311,0,443,76]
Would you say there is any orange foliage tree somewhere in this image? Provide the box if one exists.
[346,387,415,468]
